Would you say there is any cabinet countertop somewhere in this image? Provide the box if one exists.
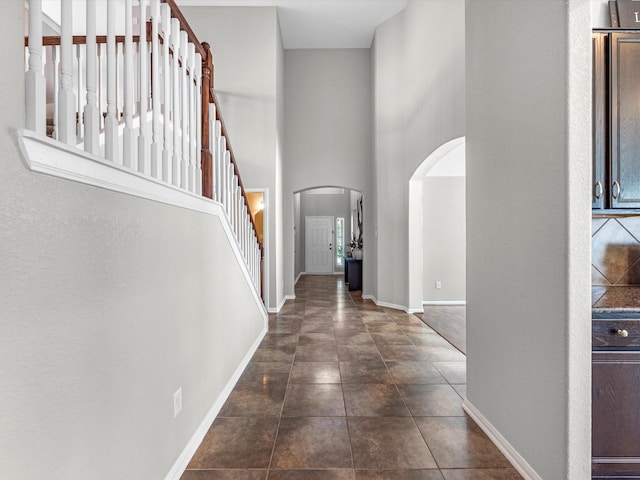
[593,286,640,315]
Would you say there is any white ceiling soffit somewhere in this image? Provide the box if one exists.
[177,0,408,49]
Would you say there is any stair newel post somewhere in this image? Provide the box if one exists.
[195,51,203,196]
[200,42,213,199]
[122,0,135,168]
[104,0,119,162]
[58,0,76,145]
[188,43,197,193]
[171,18,181,187]
[180,31,189,189]
[150,0,162,178]
[26,0,46,134]
[138,0,149,174]
[83,0,99,155]
[161,4,172,184]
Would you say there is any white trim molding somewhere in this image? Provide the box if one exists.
[18,129,267,320]
[423,300,467,306]
[164,325,267,480]
[463,399,542,480]
[269,295,295,314]
[362,294,423,314]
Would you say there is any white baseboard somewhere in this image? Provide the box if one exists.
[463,399,542,480]
[268,295,294,313]
[361,293,378,303]
[423,300,467,306]
[295,272,303,285]
[362,294,422,314]
[406,307,424,314]
[164,325,267,480]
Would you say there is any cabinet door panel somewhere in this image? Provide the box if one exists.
[592,350,640,476]
[593,33,606,209]
[611,34,640,208]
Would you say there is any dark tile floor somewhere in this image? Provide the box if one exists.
[181,275,522,480]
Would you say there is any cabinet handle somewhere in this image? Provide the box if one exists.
[617,329,629,337]
[612,181,621,199]
[594,181,603,199]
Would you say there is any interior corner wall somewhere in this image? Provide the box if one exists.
[3,3,266,479]
[423,176,466,302]
[465,0,592,478]
[182,6,283,310]
[283,49,372,298]
[372,0,465,310]
[275,14,285,305]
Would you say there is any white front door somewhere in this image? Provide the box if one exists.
[305,216,334,274]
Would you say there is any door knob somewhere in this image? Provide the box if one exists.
[617,329,629,338]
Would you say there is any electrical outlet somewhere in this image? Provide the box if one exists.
[173,387,182,418]
[435,281,442,289]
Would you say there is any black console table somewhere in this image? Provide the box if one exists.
[344,258,362,291]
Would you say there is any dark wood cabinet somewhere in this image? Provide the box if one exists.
[610,33,640,208]
[344,258,362,291]
[592,316,640,477]
[593,31,640,209]
[593,32,607,209]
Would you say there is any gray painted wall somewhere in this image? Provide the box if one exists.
[466,0,592,478]
[182,6,284,310]
[2,3,265,479]
[423,177,466,302]
[283,49,372,298]
[372,0,465,309]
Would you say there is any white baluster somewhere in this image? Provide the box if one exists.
[225,153,232,217]
[243,209,248,258]
[238,193,243,241]
[240,204,245,253]
[116,42,123,126]
[104,0,119,162]
[26,0,46,134]
[58,0,76,145]
[215,121,224,202]
[195,52,202,195]
[138,0,149,174]
[233,185,238,234]
[208,103,216,198]
[171,18,181,187]
[51,46,59,139]
[161,4,172,184]
[97,43,103,132]
[188,43,197,193]
[76,44,83,141]
[84,0,99,155]
[180,31,189,189]
[123,0,136,168]
[150,0,162,178]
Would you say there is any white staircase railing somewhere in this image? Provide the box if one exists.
[24,0,264,300]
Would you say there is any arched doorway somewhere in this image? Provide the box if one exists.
[408,137,465,312]
[293,186,363,283]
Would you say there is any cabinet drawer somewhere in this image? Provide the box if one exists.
[593,319,640,348]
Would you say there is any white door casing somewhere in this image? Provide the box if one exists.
[305,216,334,274]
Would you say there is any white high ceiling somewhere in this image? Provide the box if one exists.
[177,0,408,49]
